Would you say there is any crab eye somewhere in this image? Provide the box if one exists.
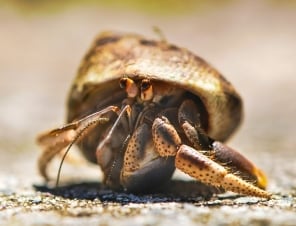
[141,79,151,91]
[140,79,153,101]
[119,77,138,98]
[119,77,128,89]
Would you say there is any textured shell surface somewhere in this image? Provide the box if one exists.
[67,31,243,142]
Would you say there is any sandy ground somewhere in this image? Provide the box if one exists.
[0,1,296,225]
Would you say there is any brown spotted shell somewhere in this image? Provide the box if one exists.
[67,31,243,142]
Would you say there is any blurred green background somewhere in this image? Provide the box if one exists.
[1,0,232,15]
[1,0,296,16]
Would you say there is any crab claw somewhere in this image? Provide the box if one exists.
[212,141,268,190]
[37,125,78,180]
[175,144,271,198]
[37,106,118,180]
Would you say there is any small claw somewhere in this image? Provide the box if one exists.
[37,125,77,147]
[175,144,271,198]
[37,106,117,181]
[37,128,77,180]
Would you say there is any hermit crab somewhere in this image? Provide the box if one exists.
[37,31,270,198]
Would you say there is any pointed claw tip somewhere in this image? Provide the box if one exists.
[253,167,268,190]
[222,174,271,199]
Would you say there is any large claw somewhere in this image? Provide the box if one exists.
[175,144,271,198]
[152,114,270,198]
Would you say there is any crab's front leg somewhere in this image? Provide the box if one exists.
[120,122,175,192]
[175,145,270,198]
[178,100,268,190]
[152,115,271,198]
[37,106,119,180]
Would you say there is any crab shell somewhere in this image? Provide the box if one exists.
[67,31,243,144]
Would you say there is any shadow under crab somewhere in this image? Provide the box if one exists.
[34,180,220,204]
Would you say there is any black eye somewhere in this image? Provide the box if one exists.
[141,79,151,91]
[119,78,128,89]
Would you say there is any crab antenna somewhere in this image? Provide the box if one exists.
[95,105,131,184]
[55,118,108,187]
[96,104,131,152]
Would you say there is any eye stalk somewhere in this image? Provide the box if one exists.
[140,79,153,101]
[119,77,138,98]
[140,79,151,91]
[119,77,153,101]
[119,77,128,89]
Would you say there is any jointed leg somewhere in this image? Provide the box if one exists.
[178,100,268,190]
[152,109,271,198]
[120,122,175,192]
[37,106,119,180]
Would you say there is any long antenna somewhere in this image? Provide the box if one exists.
[55,118,107,187]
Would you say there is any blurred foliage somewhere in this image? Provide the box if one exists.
[0,0,234,16]
[269,0,296,5]
[1,0,295,17]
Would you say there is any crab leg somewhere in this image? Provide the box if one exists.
[152,115,271,198]
[181,120,268,189]
[96,105,131,153]
[120,122,175,192]
[37,106,119,180]
[178,99,268,189]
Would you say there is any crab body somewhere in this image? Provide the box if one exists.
[37,31,270,198]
